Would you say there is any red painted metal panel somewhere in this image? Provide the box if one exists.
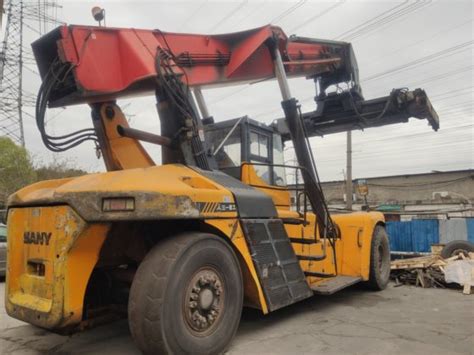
[33,24,346,106]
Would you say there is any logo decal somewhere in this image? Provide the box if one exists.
[23,232,52,246]
[198,202,237,213]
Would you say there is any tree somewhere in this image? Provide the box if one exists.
[0,137,36,207]
[0,138,89,209]
[35,160,87,181]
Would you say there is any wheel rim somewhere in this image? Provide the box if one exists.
[451,248,467,257]
[183,267,225,336]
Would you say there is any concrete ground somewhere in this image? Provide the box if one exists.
[0,280,473,354]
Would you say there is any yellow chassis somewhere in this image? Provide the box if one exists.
[6,163,384,330]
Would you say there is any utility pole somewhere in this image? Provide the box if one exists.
[346,130,352,210]
[17,1,24,146]
[0,0,61,146]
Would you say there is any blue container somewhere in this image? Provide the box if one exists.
[466,218,474,244]
[386,219,439,253]
[386,221,413,252]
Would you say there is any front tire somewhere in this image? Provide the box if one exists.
[128,232,243,354]
[366,225,390,290]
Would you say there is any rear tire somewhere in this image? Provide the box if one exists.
[128,232,243,355]
[440,240,474,258]
[366,225,390,291]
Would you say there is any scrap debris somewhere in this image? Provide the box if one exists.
[390,252,474,294]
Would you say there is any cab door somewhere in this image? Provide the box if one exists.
[248,129,272,185]
[242,128,291,209]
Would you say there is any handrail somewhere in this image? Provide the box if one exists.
[241,161,334,269]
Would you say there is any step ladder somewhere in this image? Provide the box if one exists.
[310,276,361,295]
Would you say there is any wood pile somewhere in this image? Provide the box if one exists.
[390,252,474,294]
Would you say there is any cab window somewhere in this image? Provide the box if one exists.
[272,134,287,186]
[250,160,271,185]
[250,132,268,159]
[249,130,287,187]
[206,126,241,169]
[0,226,6,243]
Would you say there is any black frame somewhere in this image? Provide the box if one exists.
[204,116,284,186]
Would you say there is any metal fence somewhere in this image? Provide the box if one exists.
[386,218,474,253]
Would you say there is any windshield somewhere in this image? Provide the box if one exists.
[206,126,241,169]
[272,134,287,186]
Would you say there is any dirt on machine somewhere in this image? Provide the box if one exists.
[5,22,439,354]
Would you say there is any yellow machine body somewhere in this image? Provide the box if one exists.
[4,21,439,354]
[6,163,383,329]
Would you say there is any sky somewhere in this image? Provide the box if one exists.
[1,0,473,181]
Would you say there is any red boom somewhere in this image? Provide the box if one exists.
[32,25,348,106]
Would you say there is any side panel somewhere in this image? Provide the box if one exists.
[204,219,269,314]
[63,224,110,325]
[240,219,313,312]
[333,212,385,281]
[278,210,384,283]
[241,164,292,209]
[6,206,109,329]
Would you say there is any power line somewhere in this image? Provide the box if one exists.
[366,65,474,99]
[269,0,307,24]
[207,0,248,33]
[281,123,473,154]
[205,0,312,104]
[313,143,473,165]
[208,86,249,105]
[437,101,474,111]
[366,18,473,67]
[334,1,432,42]
[430,86,474,99]
[250,44,473,119]
[178,1,209,31]
[210,5,470,111]
[221,0,270,30]
[287,0,346,33]
[333,1,410,40]
[363,41,474,82]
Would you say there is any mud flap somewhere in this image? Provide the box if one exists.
[241,219,313,312]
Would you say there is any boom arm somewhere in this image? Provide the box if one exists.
[32,24,353,107]
[32,24,438,138]
[275,88,439,140]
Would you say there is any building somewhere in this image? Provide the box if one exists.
[290,169,473,217]
[289,169,474,253]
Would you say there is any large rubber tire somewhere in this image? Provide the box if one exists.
[128,232,243,355]
[366,225,391,291]
[440,240,474,258]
